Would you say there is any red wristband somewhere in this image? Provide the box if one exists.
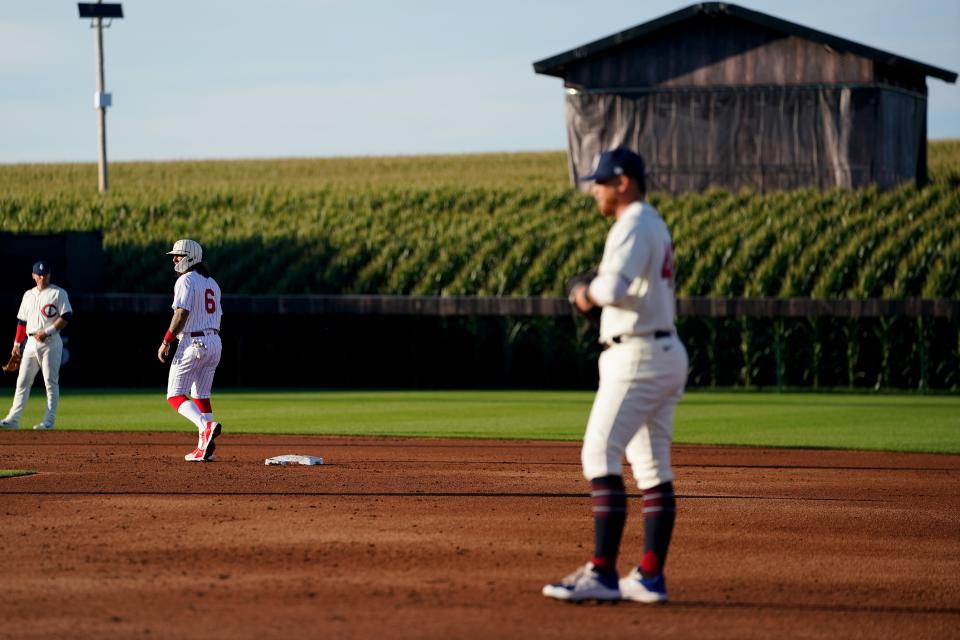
[163,331,175,344]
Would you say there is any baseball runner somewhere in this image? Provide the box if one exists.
[157,239,224,462]
[1,261,73,430]
[543,148,688,603]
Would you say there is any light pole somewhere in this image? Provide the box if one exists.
[78,2,123,193]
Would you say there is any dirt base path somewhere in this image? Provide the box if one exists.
[1,431,958,639]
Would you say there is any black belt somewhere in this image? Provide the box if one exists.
[189,329,219,337]
[603,330,672,349]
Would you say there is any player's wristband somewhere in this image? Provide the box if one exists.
[163,331,175,344]
[44,326,58,336]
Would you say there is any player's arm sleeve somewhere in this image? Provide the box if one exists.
[56,291,73,329]
[171,277,190,310]
[588,273,630,306]
[588,224,649,306]
[60,290,73,316]
[14,320,26,344]
[16,294,29,322]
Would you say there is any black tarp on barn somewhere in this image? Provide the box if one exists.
[533,3,957,192]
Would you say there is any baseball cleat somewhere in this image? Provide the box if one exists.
[32,422,54,430]
[185,421,222,462]
[1,419,20,429]
[542,562,620,602]
[201,421,222,461]
[619,567,668,603]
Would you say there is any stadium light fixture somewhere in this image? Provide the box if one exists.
[77,2,123,193]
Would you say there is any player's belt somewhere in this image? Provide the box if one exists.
[188,329,220,337]
[602,330,672,349]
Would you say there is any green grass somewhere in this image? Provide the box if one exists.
[0,470,35,478]
[678,392,960,453]
[8,389,959,454]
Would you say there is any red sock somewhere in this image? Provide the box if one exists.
[640,550,661,577]
[641,482,676,577]
[167,395,189,411]
[591,475,627,574]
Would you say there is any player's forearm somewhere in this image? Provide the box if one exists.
[166,309,190,337]
[34,317,69,340]
[54,312,72,333]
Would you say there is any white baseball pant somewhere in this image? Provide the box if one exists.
[166,334,222,399]
[581,335,688,490]
[6,335,63,426]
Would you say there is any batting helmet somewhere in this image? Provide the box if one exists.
[167,239,203,274]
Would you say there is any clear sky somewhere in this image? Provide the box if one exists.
[2,0,957,163]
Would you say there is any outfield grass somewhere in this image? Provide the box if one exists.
[4,389,957,454]
[0,470,34,478]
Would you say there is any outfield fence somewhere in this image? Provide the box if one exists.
[1,294,956,391]
[62,293,960,319]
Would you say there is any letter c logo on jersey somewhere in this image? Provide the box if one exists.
[41,304,59,318]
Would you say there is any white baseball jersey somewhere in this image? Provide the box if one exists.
[590,201,676,343]
[7,284,71,428]
[172,271,222,337]
[17,285,73,334]
[580,198,688,490]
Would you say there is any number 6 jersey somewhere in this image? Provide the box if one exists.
[172,270,222,337]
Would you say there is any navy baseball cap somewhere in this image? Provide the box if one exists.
[580,147,645,182]
[32,261,50,275]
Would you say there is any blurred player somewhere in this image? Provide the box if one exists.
[157,239,224,462]
[543,148,688,603]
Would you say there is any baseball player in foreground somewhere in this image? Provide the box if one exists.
[543,148,688,604]
[157,239,224,462]
[1,261,73,430]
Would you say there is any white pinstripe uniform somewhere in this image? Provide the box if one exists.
[581,200,689,490]
[5,284,72,427]
[167,271,223,400]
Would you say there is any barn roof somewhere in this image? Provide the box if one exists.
[533,2,957,84]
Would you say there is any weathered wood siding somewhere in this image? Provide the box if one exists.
[565,85,926,191]
[562,16,889,90]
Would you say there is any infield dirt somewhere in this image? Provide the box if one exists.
[1,432,958,639]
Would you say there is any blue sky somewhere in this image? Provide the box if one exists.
[1,0,957,163]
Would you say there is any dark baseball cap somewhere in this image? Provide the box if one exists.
[580,147,645,182]
[32,261,50,275]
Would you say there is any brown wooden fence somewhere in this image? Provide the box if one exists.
[63,294,959,318]
[1,294,954,390]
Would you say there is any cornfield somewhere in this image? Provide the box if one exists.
[1,143,957,389]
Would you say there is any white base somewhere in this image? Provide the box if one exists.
[265,454,324,466]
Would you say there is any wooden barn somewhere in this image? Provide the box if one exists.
[533,3,957,192]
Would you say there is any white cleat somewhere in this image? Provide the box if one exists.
[542,562,621,602]
[32,422,54,430]
[619,567,669,603]
[1,419,20,429]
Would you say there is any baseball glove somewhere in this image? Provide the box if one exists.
[2,351,21,373]
[565,270,601,327]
